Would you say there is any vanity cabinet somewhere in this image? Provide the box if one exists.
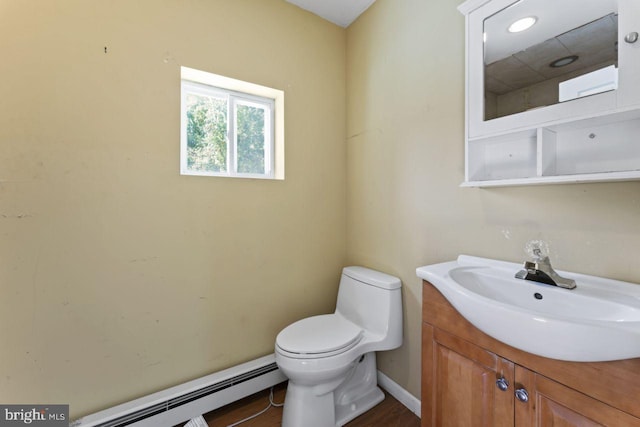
[422,280,640,426]
[423,324,514,426]
[458,0,640,186]
[513,366,633,426]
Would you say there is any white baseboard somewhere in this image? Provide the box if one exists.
[72,354,285,427]
[377,370,421,418]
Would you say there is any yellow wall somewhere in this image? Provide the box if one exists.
[347,0,640,401]
[0,0,346,418]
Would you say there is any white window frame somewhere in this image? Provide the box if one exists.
[180,67,285,180]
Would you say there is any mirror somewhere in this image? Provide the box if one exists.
[483,0,618,120]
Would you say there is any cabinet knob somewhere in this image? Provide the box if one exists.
[515,388,529,402]
[625,32,639,44]
[495,377,509,391]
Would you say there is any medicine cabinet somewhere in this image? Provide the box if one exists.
[458,0,640,187]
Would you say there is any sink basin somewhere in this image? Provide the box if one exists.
[417,255,640,362]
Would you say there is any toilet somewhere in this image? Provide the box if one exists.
[275,266,403,427]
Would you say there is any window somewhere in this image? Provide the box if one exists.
[180,67,284,179]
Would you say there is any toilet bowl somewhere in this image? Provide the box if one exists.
[275,266,402,427]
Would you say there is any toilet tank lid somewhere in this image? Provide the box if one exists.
[342,266,401,290]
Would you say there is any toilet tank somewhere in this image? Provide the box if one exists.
[335,266,402,350]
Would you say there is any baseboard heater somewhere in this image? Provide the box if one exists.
[72,354,286,427]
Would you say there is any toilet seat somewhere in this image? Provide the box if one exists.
[276,314,363,359]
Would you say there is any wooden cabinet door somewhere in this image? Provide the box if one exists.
[422,324,514,427]
[514,366,640,427]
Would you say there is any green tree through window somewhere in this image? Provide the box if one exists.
[180,74,277,179]
[186,94,228,173]
[236,103,266,174]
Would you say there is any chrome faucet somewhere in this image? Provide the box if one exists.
[515,249,576,289]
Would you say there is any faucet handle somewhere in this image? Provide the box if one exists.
[525,240,550,261]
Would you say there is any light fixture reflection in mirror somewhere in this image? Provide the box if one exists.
[483,0,618,121]
[508,16,537,33]
[549,55,579,68]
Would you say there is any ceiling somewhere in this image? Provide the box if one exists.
[485,13,618,95]
[285,0,376,28]
[484,0,616,64]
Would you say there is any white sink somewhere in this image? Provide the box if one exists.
[417,255,640,362]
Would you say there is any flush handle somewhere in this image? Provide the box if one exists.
[495,377,509,391]
[625,32,639,44]
[515,388,529,403]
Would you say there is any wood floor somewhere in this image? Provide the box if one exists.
[199,381,420,427]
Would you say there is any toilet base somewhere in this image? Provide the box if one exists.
[335,385,384,426]
[334,352,384,426]
[281,352,384,427]
[282,381,336,427]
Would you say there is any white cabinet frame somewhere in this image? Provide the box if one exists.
[459,0,640,187]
